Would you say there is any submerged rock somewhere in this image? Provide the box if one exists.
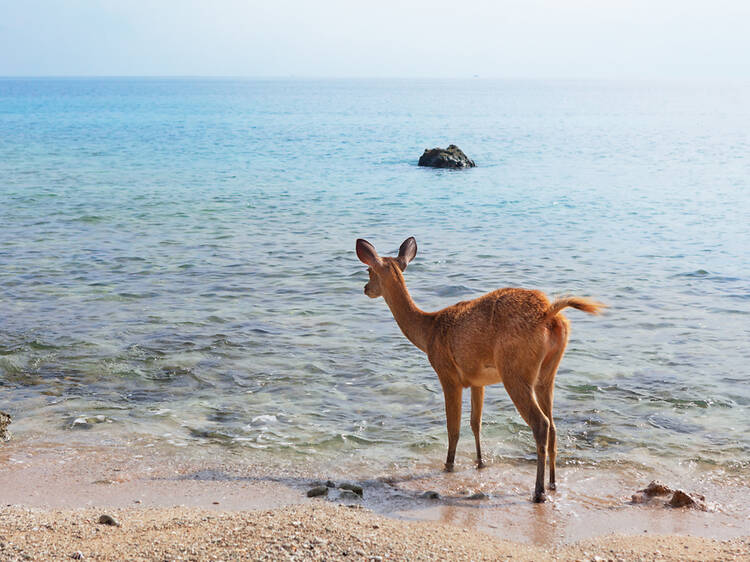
[71,415,111,430]
[0,411,11,442]
[418,145,475,169]
[419,491,441,500]
[467,491,489,500]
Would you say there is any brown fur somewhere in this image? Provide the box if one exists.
[356,237,605,503]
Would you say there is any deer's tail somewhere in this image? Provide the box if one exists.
[546,297,606,319]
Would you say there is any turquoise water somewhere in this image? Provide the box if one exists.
[1,78,749,474]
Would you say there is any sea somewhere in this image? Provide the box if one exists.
[1,77,748,481]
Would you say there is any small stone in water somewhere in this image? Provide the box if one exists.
[339,483,363,496]
[467,491,489,500]
[339,489,361,501]
[306,486,329,498]
[325,480,336,488]
[420,491,441,500]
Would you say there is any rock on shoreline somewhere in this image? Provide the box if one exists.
[0,411,11,442]
[418,145,475,169]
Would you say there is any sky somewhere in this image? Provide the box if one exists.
[1,0,749,79]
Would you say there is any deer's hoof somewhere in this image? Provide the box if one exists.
[548,482,557,491]
[476,461,486,470]
[444,463,455,473]
[533,491,547,503]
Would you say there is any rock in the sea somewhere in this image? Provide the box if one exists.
[419,491,441,500]
[325,480,336,488]
[467,491,489,500]
[306,486,329,498]
[339,483,363,497]
[0,411,11,442]
[418,144,475,169]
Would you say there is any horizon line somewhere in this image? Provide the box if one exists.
[2,74,749,84]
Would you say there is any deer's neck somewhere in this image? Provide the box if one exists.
[382,272,433,353]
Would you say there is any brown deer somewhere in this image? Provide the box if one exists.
[356,236,604,503]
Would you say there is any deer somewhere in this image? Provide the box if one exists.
[355,236,604,503]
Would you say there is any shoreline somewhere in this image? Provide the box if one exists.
[1,441,749,559]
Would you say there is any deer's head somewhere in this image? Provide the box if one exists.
[356,237,417,298]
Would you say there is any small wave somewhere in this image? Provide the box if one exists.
[251,414,278,425]
[646,413,702,434]
[73,215,105,223]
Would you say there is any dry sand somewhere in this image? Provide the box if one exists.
[1,503,748,561]
[1,442,749,560]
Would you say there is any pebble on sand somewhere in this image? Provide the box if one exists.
[97,514,120,527]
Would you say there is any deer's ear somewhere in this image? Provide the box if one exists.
[356,239,381,267]
[397,237,417,270]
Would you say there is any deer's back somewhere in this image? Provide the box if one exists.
[428,288,553,384]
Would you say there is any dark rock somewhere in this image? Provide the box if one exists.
[641,480,673,497]
[418,145,475,169]
[668,489,706,510]
[325,480,336,488]
[419,491,441,500]
[467,491,489,500]
[306,486,329,498]
[338,490,361,501]
[339,483,363,497]
[0,411,11,442]
[631,480,673,503]
[97,514,120,527]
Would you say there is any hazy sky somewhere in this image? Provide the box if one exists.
[2,0,749,79]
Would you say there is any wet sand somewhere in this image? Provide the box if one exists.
[1,442,749,560]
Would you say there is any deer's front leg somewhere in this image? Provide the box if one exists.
[441,382,463,472]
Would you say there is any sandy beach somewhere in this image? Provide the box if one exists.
[3,503,749,561]
[2,441,749,560]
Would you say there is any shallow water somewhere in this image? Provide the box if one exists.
[1,78,749,476]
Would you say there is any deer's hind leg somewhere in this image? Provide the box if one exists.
[536,317,570,490]
[501,363,550,503]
